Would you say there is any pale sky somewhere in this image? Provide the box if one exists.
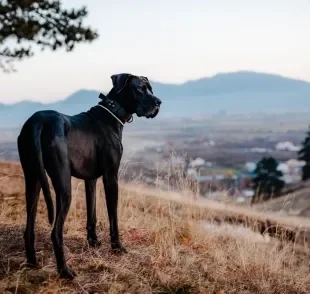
[1,0,310,103]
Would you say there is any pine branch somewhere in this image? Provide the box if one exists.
[0,0,98,72]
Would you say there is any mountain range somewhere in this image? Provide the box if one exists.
[1,71,310,128]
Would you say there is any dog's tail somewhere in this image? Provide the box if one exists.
[33,125,54,225]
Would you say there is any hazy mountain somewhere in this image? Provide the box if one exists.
[1,71,310,128]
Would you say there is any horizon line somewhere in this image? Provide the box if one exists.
[1,69,309,106]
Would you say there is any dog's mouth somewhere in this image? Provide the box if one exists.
[136,104,160,118]
[146,106,160,119]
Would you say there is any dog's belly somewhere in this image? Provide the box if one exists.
[69,158,101,180]
[68,145,102,180]
[65,121,122,181]
[65,129,102,180]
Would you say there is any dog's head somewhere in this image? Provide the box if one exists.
[110,73,161,119]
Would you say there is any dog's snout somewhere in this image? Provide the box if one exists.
[154,98,162,106]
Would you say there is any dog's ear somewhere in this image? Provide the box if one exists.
[111,73,133,93]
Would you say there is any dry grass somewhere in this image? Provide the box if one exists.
[0,161,310,293]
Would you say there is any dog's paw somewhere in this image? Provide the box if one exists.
[111,242,128,254]
[88,237,102,248]
[24,259,39,269]
[59,267,77,280]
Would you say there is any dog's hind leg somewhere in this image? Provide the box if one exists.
[45,137,76,279]
[23,175,41,267]
[85,179,101,247]
[18,135,41,267]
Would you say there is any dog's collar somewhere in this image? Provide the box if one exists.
[97,105,124,126]
[97,93,133,126]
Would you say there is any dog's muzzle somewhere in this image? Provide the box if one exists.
[136,96,161,118]
[147,97,161,118]
[146,106,160,119]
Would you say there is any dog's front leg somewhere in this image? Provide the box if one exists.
[85,179,101,247]
[102,174,127,253]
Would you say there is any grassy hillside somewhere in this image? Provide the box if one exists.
[0,161,310,293]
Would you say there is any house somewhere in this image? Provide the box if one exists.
[245,162,256,172]
[275,141,300,152]
[276,159,304,183]
[190,157,205,168]
[285,159,305,169]
[277,162,290,174]
[285,159,305,175]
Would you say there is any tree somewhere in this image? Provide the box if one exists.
[297,125,310,181]
[251,156,284,204]
[0,0,98,72]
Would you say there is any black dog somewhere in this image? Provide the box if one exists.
[17,73,161,279]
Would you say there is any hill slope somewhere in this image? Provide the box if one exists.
[254,181,310,217]
[1,71,310,127]
[0,161,310,293]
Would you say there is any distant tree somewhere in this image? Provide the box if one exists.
[0,0,98,72]
[251,156,284,204]
[297,125,310,181]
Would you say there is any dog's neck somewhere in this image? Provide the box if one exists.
[97,92,132,125]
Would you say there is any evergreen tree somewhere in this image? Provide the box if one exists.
[252,156,284,204]
[298,125,310,181]
[0,0,98,72]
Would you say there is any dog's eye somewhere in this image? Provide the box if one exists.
[141,85,147,92]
